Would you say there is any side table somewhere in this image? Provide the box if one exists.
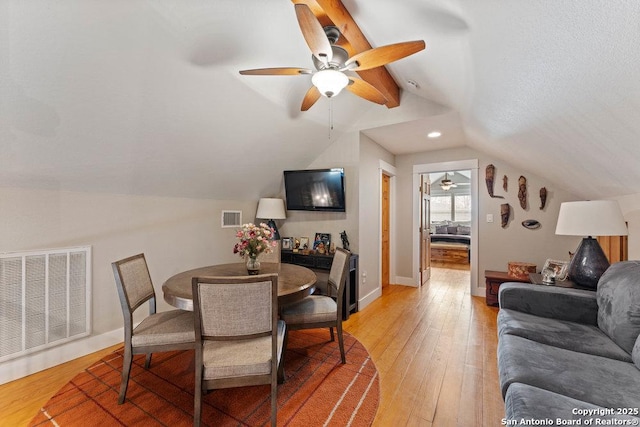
[485,270,530,307]
[528,273,594,291]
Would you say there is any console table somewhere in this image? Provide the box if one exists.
[281,250,359,319]
[485,270,530,307]
[528,273,593,291]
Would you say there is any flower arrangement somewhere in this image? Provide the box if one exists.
[233,222,277,259]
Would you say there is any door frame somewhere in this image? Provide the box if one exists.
[412,159,479,293]
[379,160,396,287]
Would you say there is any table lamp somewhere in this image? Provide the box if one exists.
[555,200,628,289]
[256,198,286,240]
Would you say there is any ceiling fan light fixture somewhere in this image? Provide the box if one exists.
[440,172,455,191]
[440,183,453,191]
[312,69,349,98]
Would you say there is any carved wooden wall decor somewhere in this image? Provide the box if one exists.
[539,187,547,210]
[518,176,527,209]
[501,203,511,228]
[485,164,504,198]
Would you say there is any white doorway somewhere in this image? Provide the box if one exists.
[412,159,479,293]
[429,170,471,270]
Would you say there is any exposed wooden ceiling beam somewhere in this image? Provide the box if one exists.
[292,0,401,108]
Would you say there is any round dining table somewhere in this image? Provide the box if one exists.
[162,262,317,311]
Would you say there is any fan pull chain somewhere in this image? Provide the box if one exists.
[328,98,334,139]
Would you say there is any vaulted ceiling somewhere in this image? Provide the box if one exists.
[3,0,640,201]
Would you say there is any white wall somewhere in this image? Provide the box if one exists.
[358,134,396,307]
[0,186,256,382]
[280,131,360,254]
[395,147,582,294]
[613,193,640,259]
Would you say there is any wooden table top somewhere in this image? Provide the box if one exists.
[162,262,317,310]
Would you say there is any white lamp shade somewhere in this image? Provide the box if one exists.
[256,198,286,220]
[555,200,628,236]
[311,69,349,98]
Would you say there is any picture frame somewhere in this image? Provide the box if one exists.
[313,233,331,249]
[299,237,309,250]
[281,237,292,250]
[542,259,569,281]
[313,232,331,254]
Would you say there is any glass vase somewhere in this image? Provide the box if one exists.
[246,255,260,275]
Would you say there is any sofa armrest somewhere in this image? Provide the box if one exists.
[498,283,598,325]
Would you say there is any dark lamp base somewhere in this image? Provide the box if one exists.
[567,237,610,289]
[266,219,280,240]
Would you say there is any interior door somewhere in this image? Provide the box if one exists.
[420,174,431,285]
[381,174,390,288]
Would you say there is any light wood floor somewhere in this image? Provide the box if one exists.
[0,267,503,426]
[348,267,504,426]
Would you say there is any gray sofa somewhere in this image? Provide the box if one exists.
[497,261,640,425]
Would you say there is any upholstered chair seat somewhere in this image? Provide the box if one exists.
[280,296,337,324]
[131,310,195,347]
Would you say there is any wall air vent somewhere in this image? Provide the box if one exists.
[0,246,91,363]
[221,210,242,228]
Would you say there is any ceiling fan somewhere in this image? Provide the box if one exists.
[440,172,457,191]
[439,172,471,190]
[239,4,425,111]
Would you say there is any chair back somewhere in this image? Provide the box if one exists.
[192,274,278,340]
[327,248,351,303]
[112,253,156,316]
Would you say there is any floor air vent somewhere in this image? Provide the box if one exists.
[0,246,91,363]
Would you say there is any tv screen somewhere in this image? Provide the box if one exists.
[284,168,346,212]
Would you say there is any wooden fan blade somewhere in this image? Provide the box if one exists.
[346,77,388,105]
[301,86,321,111]
[239,67,312,76]
[344,40,426,71]
[295,4,332,64]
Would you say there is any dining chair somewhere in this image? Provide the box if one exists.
[279,248,351,364]
[112,253,195,404]
[192,273,285,427]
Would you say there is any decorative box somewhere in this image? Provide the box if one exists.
[507,261,536,280]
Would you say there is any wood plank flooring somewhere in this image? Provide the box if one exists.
[344,267,503,426]
[0,267,503,426]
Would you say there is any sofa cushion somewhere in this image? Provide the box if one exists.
[498,334,640,409]
[435,225,448,234]
[633,334,640,369]
[597,261,640,354]
[457,225,471,235]
[498,309,632,362]
[446,226,458,234]
[499,283,598,325]
[505,382,640,424]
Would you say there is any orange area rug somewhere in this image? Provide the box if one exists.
[29,329,379,426]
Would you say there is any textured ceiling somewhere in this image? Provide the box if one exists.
[2,0,640,200]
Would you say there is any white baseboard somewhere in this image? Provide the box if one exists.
[357,287,382,311]
[395,276,418,287]
[0,328,123,385]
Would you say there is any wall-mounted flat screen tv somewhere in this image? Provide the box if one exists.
[283,168,346,212]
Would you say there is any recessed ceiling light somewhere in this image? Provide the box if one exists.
[427,131,442,138]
